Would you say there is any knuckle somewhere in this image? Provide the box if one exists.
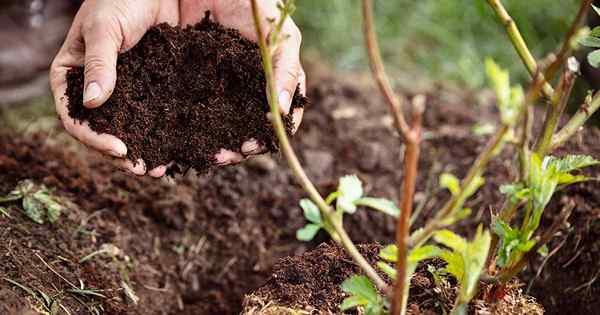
[84,56,109,77]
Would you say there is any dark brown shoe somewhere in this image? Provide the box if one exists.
[0,0,78,105]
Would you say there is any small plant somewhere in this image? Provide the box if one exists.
[252,0,600,314]
[0,179,65,224]
[580,5,600,67]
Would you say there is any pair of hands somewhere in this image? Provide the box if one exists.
[50,0,305,177]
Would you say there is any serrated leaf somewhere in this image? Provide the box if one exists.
[354,197,400,217]
[546,155,600,173]
[589,49,600,68]
[337,175,364,213]
[340,275,381,312]
[462,226,491,301]
[485,58,521,125]
[299,198,321,224]
[340,295,368,311]
[376,261,397,280]
[580,36,600,48]
[22,195,45,224]
[499,183,531,203]
[433,230,466,253]
[296,224,321,241]
[379,244,397,262]
[439,249,464,281]
[409,245,443,263]
[557,173,589,185]
[33,191,64,224]
[591,26,600,37]
[440,173,461,195]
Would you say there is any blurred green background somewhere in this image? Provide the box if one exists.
[294,0,580,88]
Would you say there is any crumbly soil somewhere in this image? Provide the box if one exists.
[242,243,543,315]
[66,12,306,174]
[2,66,599,314]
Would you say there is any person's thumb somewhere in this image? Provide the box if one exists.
[81,20,121,108]
[273,24,302,115]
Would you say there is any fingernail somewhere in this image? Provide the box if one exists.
[241,140,260,154]
[107,149,124,158]
[83,82,102,104]
[278,90,291,114]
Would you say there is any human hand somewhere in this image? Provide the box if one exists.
[50,0,304,177]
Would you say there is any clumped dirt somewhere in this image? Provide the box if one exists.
[66,12,306,173]
[2,67,600,314]
[244,243,387,313]
[243,243,543,315]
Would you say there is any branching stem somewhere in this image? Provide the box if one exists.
[534,62,577,156]
[250,0,387,291]
[552,91,600,149]
[486,0,554,99]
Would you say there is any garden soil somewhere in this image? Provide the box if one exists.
[66,13,306,174]
[1,67,599,314]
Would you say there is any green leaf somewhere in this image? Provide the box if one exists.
[337,175,364,213]
[433,230,466,253]
[299,198,321,224]
[591,26,600,38]
[22,195,45,224]
[556,173,589,185]
[296,224,321,241]
[593,4,600,17]
[441,207,473,226]
[0,190,23,203]
[340,275,382,313]
[376,261,397,280]
[546,155,600,173]
[588,49,600,68]
[485,58,522,125]
[407,245,443,275]
[379,244,398,262]
[537,245,549,257]
[462,226,491,301]
[500,183,531,203]
[33,191,64,224]
[439,249,464,281]
[354,197,400,217]
[408,245,443,263]
[440,173,461,195]
[340,295,368,311]
[463,175,485,199]
[580,36,600,48]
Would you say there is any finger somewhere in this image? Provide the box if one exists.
[51,65,128,157]
[298,66,307,96]
[113,158,147,176]
[292,107,304,134]
[178,0,215,26]
[80,15,123,108]
[273,21,302,115]
[215,149,244,165]
[241,138,266,155]
[148,165,168,178]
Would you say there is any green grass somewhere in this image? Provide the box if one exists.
[295,0,580,87]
